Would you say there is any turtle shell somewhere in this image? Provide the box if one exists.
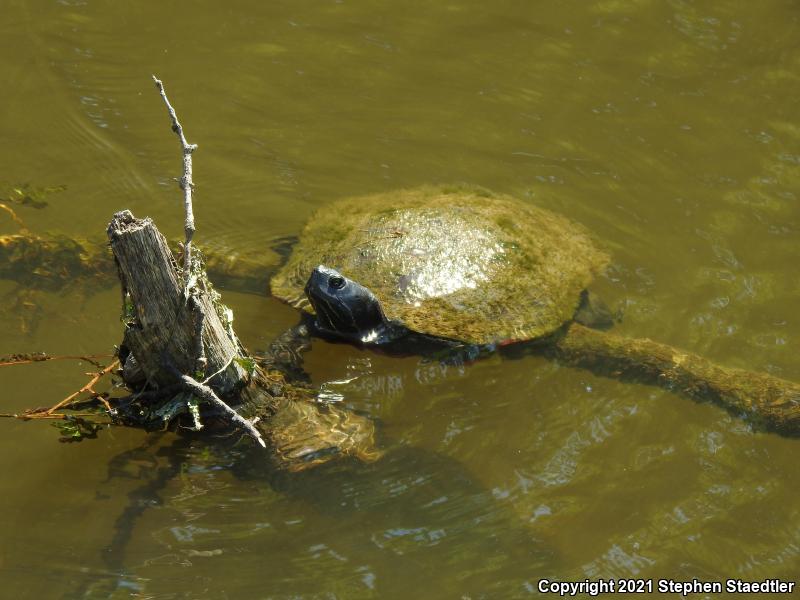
[270,186,609,345]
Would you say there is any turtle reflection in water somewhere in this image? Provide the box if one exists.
[269,186,800,432]
[238,441,554,596]
[87,435,554,598]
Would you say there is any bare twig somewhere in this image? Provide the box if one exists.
[164,358,266,448]
[202,354,235,386]
[0,412,109,421]
[151,75,197,280]
[43,359,120,415]
[0,353,112,368]
[0,202,27,231]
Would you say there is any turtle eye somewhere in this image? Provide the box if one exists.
[329,275,346,290]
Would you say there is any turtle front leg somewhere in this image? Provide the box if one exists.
[257,320,313,383]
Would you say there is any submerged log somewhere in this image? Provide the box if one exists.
[549,322,800,432]
[0,231,274,294]
[0,232,113,289]
[107,210,379,471]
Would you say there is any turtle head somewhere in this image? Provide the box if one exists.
[304,265,396,344]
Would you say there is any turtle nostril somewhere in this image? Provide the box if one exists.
[329,275,346,289]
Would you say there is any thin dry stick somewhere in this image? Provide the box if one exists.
[164,359,266,448]
[151,75,197,280]
[0,202,27,231]
[0,412,108,421]
[44,359,120,415]
[0,353,112,368]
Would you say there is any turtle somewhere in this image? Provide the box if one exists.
[267,185,800,432]
[270,185,612,353]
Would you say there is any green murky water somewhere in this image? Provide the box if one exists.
[1,1,799,597]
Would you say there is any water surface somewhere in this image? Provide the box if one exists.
[1,1,799,597]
